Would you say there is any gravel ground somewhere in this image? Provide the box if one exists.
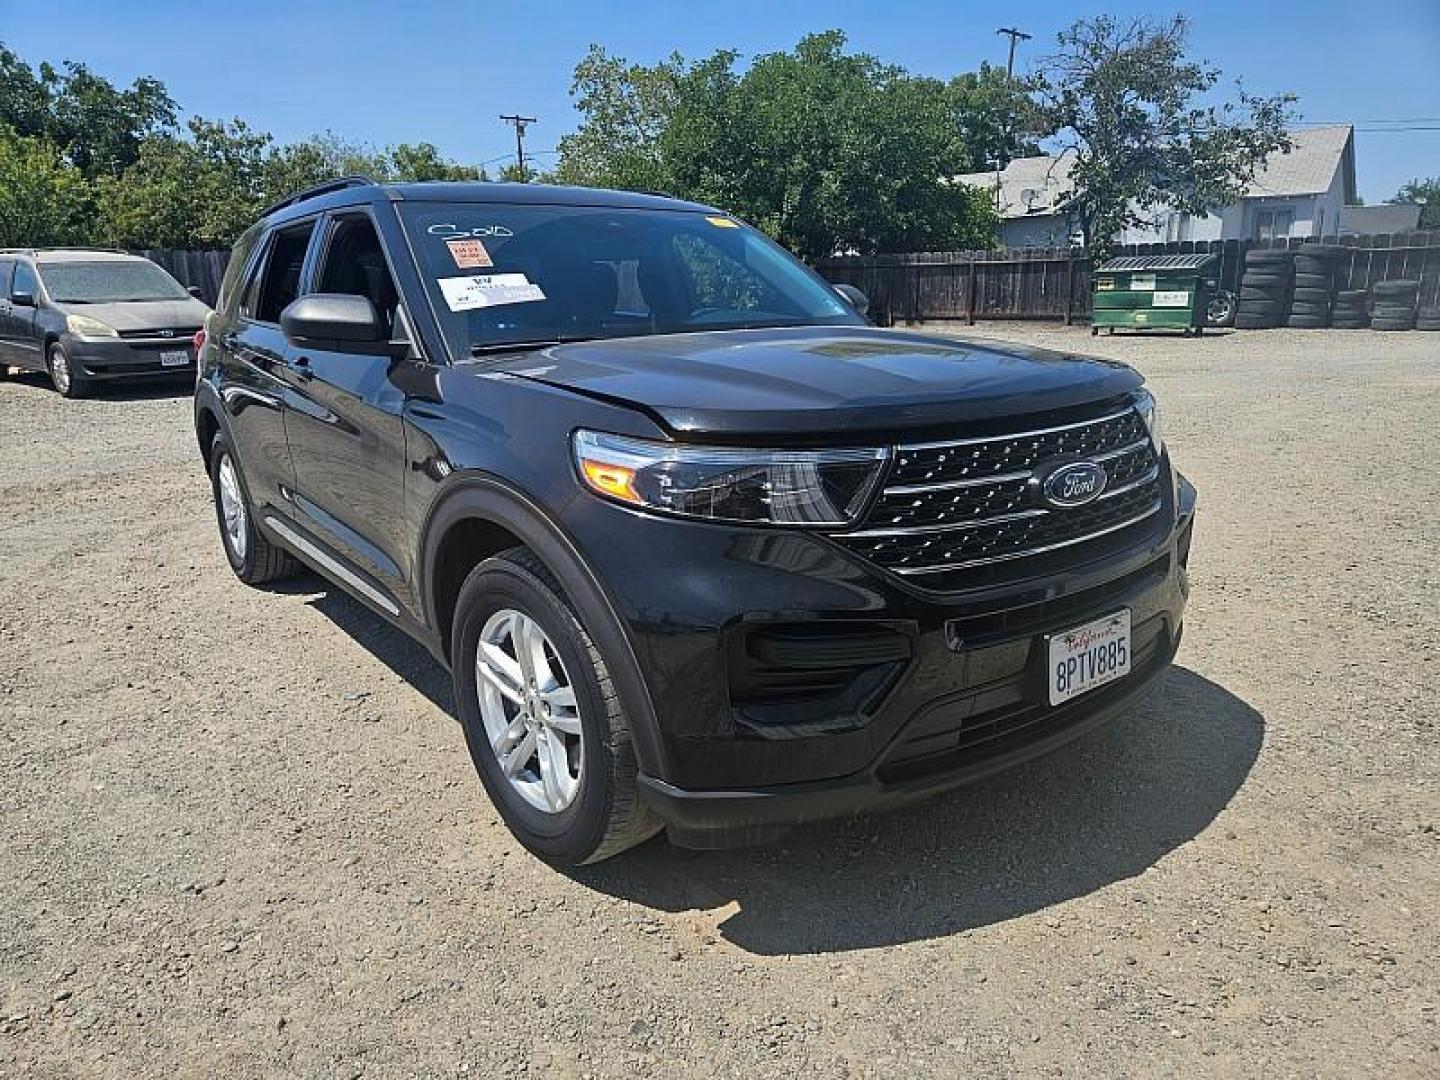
[1,324,1437,1078]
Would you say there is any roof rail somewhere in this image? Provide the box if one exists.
[0,246,131,256]
[260,175,377,218]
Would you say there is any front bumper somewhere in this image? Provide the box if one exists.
[569,458,1196,847]
[65,334,196,380]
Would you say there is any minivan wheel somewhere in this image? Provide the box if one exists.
[48,342,90,399]
[452,548,661,865]
[208,432,300,586]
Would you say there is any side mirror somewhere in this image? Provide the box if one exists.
[186,285,204,300]
[280,293,386,348]
[10,291,35,308]
[833,283,869,317]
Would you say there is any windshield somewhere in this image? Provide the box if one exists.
[39,260,190,303]
[397,202,861,355]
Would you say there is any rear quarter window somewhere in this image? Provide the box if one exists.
[218,223,265,314]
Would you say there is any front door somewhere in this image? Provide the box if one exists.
[3,262,44,371]
[279,211,413,606]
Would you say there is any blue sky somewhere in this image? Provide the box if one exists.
[5,0,1437,203]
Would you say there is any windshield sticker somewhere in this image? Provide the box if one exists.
[427,223,514,240]
[705,216,740,228]
[438,273,546,312]
[446,238,493,269]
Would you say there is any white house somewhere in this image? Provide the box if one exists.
[959,125,1360,248]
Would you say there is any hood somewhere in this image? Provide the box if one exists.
[55,297,211,331]
[492,326,1143,439]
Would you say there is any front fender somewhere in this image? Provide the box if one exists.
[418,473,671,779]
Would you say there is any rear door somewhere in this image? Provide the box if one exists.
[277,209,413,605]
[0,259,14,363]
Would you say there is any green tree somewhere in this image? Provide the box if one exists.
[0,125,91,246]
[948,62,1041,170]
[556,32,996,258]
[1032,15,1294,253]
[1391,177,1440,230]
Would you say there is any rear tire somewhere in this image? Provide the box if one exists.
[451,547,662,866]
[48,341,90,399]
[208,432,301,586]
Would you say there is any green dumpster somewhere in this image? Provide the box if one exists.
[1091,254,1217,336]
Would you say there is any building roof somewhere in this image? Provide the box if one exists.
[957,125,1356,221]
[955,156,1075,220]
[1243,125,1354,199]
[1339,202,1422,235]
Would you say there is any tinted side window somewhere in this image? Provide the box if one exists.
[218,222,264,313]
[12,261,38,299]
[0,260,13,296]
[250,222,315,323]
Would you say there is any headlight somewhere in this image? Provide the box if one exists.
[1134,389,1162,452]
[66,313,119,338]
[572,430,889,526]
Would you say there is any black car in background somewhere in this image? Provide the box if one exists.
[0,248,210,397]
[195,178,1195,866]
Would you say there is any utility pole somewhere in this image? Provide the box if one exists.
[994,26,1032,193]
[995,26,1031,79]
[498,114,537,182]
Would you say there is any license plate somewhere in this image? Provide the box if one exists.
[160,350,190,368]
[1048,610,1131,706]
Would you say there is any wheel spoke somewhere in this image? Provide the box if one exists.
[491,712,529,758]
[476,642,525,704]
[499,728,537,778]
[535,728,573,810]
[514,614,548,690]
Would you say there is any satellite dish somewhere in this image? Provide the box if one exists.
[1020,188,1042,212]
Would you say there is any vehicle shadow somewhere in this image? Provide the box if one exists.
[298,581,1263,954]
[572,665,1263,954]
[0,370,192,400]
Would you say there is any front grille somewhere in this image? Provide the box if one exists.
[116,326,200,340]
[834,401,1164,586]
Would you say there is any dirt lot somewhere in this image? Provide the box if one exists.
[1,324,1437,1078]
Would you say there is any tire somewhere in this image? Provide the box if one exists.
[1240,288,1289,303]
[1331,319,1370,329]
[1293,258,1337,277]
[1373,303,1416,319]
[1415,321,1440,331]
[1335,290,1367,304]
[1234,313,1279,329]
[1372,280,1420,299]
[208,432,301,586]
[47,341,91,399]
[1205,290,1236,327]
[1298,244,1345,259]
[1289,304,1329,318]
[1241,272,1293,288]
[1245,249,1293,266]
[1293,273,1332,289]
[1238,301,1285,317]
[1372,318,1415,331]
[451,547,662,866]
[1286,315,1328,328]
[1292,287,1331,304]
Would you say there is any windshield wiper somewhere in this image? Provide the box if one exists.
[469,336,597,356]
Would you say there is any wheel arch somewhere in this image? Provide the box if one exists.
[419,475,669,777]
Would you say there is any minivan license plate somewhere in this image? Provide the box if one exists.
[160,350,190,368]
[1048,610,1130,706]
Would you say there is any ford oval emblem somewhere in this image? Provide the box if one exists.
[1042,461,1108,508]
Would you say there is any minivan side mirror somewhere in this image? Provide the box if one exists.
[280,294,387,349]
[10,290,35,308]
[833,283,869,317]
[187,285,204,299]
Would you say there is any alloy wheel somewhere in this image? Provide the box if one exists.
[49,346,72,395]
[216,453,248,561]
[475,608,583,813]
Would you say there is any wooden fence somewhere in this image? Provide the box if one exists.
[139,249,231,307]
[816,233,1440,325]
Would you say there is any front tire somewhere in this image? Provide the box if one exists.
[452,548,660,865]
[208,432,300,586]
[48,341,90,398]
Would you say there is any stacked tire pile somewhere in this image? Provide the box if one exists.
[1371,280,1422,332]
[1288,244,1344,329]
[1234,248,1294,329]
[1419,304,1440,332]
[1331,288,1370,329]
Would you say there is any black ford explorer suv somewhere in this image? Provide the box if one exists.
[195,178,1195,865]
[0,248,209,396]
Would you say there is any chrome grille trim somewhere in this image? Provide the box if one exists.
[1091,436,1152,463]
[896,407,1137,451]
[892,501,1163,575]
[887,468,1033,495]
[848,507,1050,539]
[1096,463,1160,501]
